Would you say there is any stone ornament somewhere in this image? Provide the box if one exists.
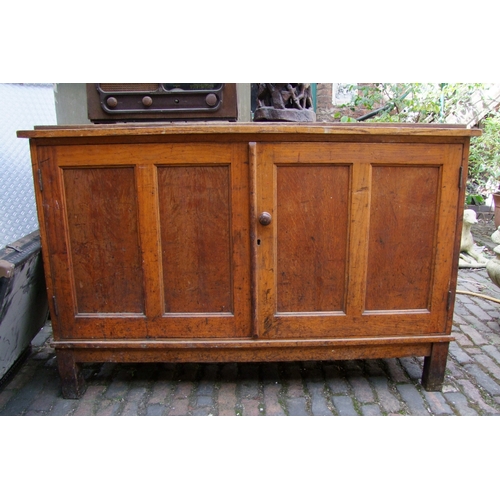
[254,83,316,122]
[486,227,500,288]
[459,209,488,268]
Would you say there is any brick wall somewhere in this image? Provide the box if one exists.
[316,83,377,122]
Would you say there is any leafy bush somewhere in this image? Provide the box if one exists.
[337,83,500,201]
[467,112,500,198]
[339,83,488,124]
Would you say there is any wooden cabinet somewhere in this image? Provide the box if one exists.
[18,123,479,398]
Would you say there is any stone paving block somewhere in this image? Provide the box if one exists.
[371,377,402,414]
[331,395,358,416]
[239,364,261,399]
[174,380,195,399]
[196,395,214,407]
[452,313,467,325]
[121,386,148,416]
[263,383,285,416]
[472,354,500,381]
[482,344,500,364]
[349,376,375,404]
[30,324,52,347]
[396,384,429,416]
[459,324,488,345]
[382,358,409,383]
[464,347,483,356]
[27,382,59,413]
[284,366,306,399]
[217,383,237,416]
[196,379,216,397]
[453,331,474,347]
[147,380,174,406]
[169,398,190,416]
[399,358,423,382]
[104,377,130,400]
[445,356,468,379]
[286,397,309,416]
[464,364,500,396]
[0,388,15,409]
[145,403,167,416]
[71,385,101,417]
[465,315,497,335]
[307,381,331,416]
[310,395,332,416]
[443,392,479,416]
[192,406,214,416]
[241,398,262,416]
[486,321,500,334]
[448,342,473,364]
[96,399,121,416]
[49,398,77,416]
[0,366,49,415]
[361,404,382,416]
[422,390,454,415]
[324,364,349,394]
[453,303,470,318]
[456,379,499,415]
[2,361,37,391]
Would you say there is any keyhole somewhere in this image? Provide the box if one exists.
[257,239,261,246]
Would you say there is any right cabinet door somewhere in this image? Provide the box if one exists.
[254,141,463,340]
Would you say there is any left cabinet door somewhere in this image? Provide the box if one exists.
[35,142,252,340]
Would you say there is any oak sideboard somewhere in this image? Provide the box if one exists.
[18,123,480,398]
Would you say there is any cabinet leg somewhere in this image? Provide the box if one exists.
[421,342,449,392]
[56,350,86,399]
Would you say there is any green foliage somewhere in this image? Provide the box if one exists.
[338,83,500,199]
[341,83,487,124]
[467,111,500,197]
[465,193,485,205]
[340,115,357,123]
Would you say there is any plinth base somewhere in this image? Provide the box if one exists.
[254,107,316,122]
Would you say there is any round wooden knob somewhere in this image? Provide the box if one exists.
[259,212,272,226]
[142,96,153,107]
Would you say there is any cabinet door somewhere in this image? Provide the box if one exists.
[38,142,251,340]
[254,142,463,339]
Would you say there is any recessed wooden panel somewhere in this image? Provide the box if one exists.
[365,165,439,311]
[158,165,232,313]
[276,165,349,312]
[63,167,144,314]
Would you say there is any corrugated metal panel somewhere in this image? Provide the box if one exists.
[0,83,56,249]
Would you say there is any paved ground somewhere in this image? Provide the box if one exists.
[2,217,500,416]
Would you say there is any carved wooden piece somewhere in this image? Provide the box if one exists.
[17,123,479,397]
[254,83,316,122]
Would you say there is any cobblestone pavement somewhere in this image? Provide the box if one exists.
[2,220,500,416]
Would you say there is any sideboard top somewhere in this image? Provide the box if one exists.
[17,122,481,140]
